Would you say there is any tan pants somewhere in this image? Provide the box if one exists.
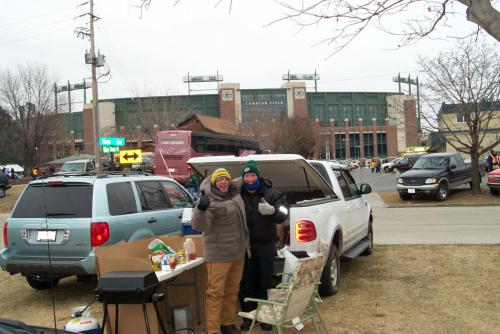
[205,260,244,334]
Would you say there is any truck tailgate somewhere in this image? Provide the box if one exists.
[289,198,346,254]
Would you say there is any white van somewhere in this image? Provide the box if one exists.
[58,159,95,174]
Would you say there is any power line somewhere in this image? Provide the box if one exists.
[97,23,135,97]
[0,24,76,46]
[0,17,75,40]
[0,6,76,29]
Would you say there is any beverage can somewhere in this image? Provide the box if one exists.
[176,250,186,264]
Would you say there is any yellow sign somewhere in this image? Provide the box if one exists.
[119,149,142,164]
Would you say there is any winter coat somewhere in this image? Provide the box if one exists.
[241,178,288,246]
[191,177,250,263]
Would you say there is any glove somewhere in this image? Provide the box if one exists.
[258,198,275,216]
[197,191,210,211]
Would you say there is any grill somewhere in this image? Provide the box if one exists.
[402,177,426,186]
[96,271,167,334]
[96,271,159,304]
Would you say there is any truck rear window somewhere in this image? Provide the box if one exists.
[12,183,93,218]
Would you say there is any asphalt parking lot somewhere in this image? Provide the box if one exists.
[350,167,489,192]
[351,167,398,192]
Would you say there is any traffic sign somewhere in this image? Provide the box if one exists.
[99,137,125,147]
[119,149,142,164]
[103,146,119,153]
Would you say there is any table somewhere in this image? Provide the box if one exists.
[155,257,204,281]
[155,257,205,331]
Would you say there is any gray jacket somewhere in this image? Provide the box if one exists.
[191,177,250,263]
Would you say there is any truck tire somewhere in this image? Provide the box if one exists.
[26,276,60,290]
[362,223,374,256]
[436,182,449,201]
[319,244,340,297]
[399,192,412,201]
[384,167,389,173]
[0,186,5,198]
[490,188,499,195]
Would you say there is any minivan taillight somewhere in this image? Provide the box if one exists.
[295,220,317,243]
[91,222,109,247]
[3,222,7,247]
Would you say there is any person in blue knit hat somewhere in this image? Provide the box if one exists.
[238,160,289,331]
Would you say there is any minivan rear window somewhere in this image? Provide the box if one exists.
[107,182,137,215]
[12,183,93,218]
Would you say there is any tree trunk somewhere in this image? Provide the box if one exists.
[470,150,481,194]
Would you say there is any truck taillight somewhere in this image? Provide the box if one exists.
[91,222,109,247]
[3,222,7,247]
[295,220,317,243]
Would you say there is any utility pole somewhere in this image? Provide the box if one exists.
[89,0,101,173]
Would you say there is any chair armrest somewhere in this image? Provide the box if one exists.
[244,298,284,306]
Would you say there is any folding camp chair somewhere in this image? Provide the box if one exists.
[239,254,326,334]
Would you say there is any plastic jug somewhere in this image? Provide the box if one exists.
[64,306,101,334]
[184,238,196,261]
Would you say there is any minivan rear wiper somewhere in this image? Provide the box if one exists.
[45,212,77,217]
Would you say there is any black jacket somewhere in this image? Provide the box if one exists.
[241,178,288,245]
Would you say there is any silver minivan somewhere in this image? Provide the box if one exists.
[1,174,193,289]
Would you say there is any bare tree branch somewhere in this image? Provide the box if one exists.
[0,63,58,170]
[418,38,500,193]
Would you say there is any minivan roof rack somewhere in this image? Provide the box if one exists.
[96,171,153,178]
[45,172,96,178]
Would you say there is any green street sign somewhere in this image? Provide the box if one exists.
[99,137,125,147]
[103,146,119,153]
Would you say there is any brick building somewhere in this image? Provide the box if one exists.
[46,81,418,161]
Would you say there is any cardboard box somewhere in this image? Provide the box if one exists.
[95,235,206,334]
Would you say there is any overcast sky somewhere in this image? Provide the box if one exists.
[1,0,498,112]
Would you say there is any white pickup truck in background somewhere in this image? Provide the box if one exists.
[188,154,374,296]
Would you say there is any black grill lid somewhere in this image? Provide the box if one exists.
[96,271,160,304]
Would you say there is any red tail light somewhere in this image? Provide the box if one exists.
[91,222,109,247]
[3,222,7,247]
[295,220,317,243]
[48,181,64,186]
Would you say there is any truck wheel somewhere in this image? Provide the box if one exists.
[436,183,449,201]
[468,182,473,190]
[0,186,5,198]
[362,223,374,256]
[490,188,499,195]
[319,244,340,297]
[384,167,389,173]
[26,276,60,290]
[399,192,412,201]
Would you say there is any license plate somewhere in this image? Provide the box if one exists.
[408,189,416,194]
[37,230,56,242]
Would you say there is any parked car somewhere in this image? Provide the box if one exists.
[57,159,95,174]
[382,158,401,173]
[1,174,193,289]
[397,153,473,201]
[0,173,11,198]
[188,154,374,296]
[132,153,155,173]
[391,154,423,173]
[1,164,24,179]
[487,168,500,195]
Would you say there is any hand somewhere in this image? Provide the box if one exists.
[197,191,210,211]
[258,198,275,216]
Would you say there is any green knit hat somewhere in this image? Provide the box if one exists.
[242,160,260,177]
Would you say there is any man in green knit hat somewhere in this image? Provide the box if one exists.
[238,160,289,331]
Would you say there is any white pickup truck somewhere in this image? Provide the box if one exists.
[188,154,374,296]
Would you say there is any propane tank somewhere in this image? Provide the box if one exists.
[64,305,101,334]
